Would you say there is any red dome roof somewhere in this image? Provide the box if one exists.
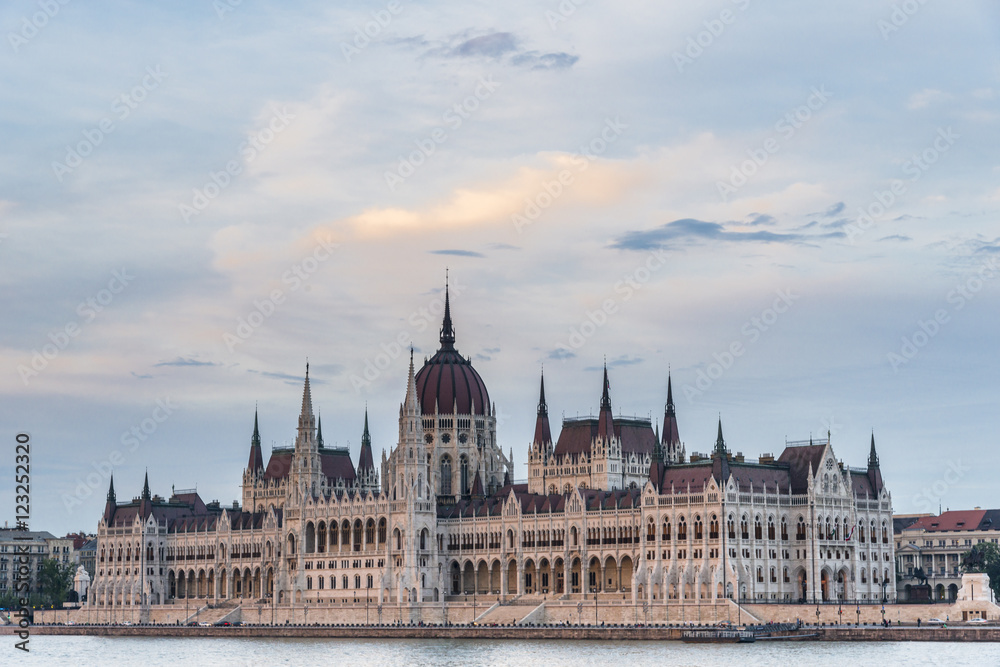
[415,349,490,416]
[413,280,490,416]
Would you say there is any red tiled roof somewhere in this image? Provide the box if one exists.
[908,509,987,532]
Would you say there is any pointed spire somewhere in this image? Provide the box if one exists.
[358,407,375,475]
[662,369,681,461]
[537,370,547,417]
[597,362,614,440]
[142,470,151,501]
[248,408,264,472]
[867,431,884,496]
[296,362,317,450]
[714,416,726,456]
[533,369,552,447]
[665,371,675,417]
[440,272,455,350]
[600,362,611,411]
[300,362,314,419]
[470,464,484,498]
[404,347,420,415]
[103,474,117,524]
[317,413,324,448]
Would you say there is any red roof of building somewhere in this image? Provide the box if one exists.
[907,509,988,532]
[553,417,656,457]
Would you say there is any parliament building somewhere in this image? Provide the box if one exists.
[88,284,896,623]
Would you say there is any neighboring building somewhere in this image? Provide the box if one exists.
[894,509,1000,602]
[77,538,97,581]
[0,528,57,597]
[88,284,896,620]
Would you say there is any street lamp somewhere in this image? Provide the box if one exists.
[856,604,860,627]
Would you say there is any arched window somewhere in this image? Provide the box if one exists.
[663,521,672,541]
[678,517,687,541]
[767,518,775,541]
[441,455,452,496]
[460,455,470,495]
[378,518,387,544]
[754,517,762,540]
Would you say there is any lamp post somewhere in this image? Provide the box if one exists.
[856,604,860,627]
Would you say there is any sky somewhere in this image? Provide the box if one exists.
[1,0,999,537]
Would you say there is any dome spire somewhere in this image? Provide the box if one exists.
[440,271,455,350]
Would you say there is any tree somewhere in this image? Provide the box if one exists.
[961,542,1000,600]
[36,558,75,607]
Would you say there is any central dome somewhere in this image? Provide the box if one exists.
[414,283,490,416]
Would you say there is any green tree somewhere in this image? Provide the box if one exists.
[961,541,1000,600]
[36,558,75,607]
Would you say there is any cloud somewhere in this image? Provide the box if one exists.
[906,88,951,110]
[746,213,777,226]
[452,32,519,58]
[131,372,153,379]
[548,348,575,360]
[247,369,326,385]
[429,249,486,258]
[583,355,643,372]
[418,30,577,70]
[487,243,520,251]
[609,218,844,251]
[510,51,579,70]
[878,234,912,242]
[153,357,219,368]
[824,202,845,217]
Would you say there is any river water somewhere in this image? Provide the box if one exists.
[9,636,994,666]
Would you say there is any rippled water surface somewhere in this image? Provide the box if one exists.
[10,636,996,666]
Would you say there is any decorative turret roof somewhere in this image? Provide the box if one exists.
[247,409,264,473]
[142,471,151,501]
[358,408,375,473]
[867,432,884,495]
[597,363,614,440]
[532,371,552,446]
[662,371,681,450]
[711,417,731,484]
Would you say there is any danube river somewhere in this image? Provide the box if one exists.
[9,637,997,666]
